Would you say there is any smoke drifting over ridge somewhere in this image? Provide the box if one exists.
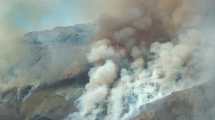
[0,0,57,90]
[0,0,91,90]
[65,0,211,120]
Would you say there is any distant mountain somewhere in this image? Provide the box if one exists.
[24,24,95,45]
[0,24,96,120]
[8,24,95,83]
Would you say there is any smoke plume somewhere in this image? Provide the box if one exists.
[65,0,209,120]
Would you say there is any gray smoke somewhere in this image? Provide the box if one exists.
[65,0,214,120]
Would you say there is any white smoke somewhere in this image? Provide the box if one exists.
[87,60,118,89]
[65,0,212,120]
[87,40,118,63]
[66,31,200,120]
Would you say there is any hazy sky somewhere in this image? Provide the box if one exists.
[0,0,214,32]
[0,0,93,32]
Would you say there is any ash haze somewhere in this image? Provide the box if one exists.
[0,0,95,90]
[0,0,215,120]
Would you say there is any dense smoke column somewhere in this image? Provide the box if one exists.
[66,0,202,120]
